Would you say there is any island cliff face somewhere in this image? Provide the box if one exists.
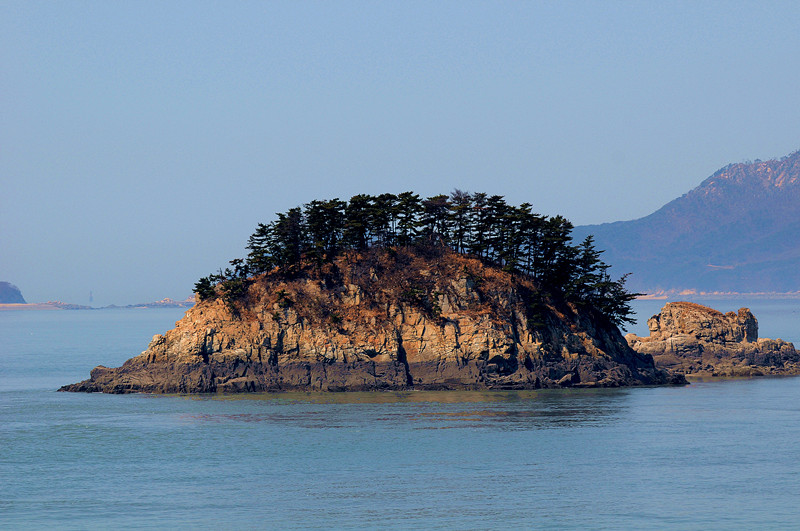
[626,302,800,377]
[61,249,683,393]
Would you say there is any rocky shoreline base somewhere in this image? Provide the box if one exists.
[60,357,681,394]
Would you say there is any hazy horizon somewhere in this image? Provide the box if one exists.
[3,1,800,306]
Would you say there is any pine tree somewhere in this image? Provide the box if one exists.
[420,194,451,243]
[567,235,606,302]
[396,191,422,246]
[519,207,545,277]
[194,276,216,301]
[372,193,399,246]
[449,189,472,254]
[305,198,346,263]
[468,192,489,258]
[246,222,276,274]
[343,194,374,250]
[484,195,508,263]
[591,272,640,326]
[536,215,575,289]
[274,207,305,267]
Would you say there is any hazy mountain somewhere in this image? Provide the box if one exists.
[0,282,26,303]
[574,150,800,293]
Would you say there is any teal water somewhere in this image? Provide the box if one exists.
[2,306,800,529]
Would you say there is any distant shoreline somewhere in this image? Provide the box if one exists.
[0,298,195,311]
[0,303,67,311]
[638,291,800,300]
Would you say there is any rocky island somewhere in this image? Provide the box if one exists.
[62,191,685,393]
[626,301,800,377]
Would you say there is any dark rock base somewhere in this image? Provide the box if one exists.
[59,357,685,394]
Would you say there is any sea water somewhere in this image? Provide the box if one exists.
[1,303,800,529]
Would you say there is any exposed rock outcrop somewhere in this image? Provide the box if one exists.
[61,248,684,394]
[626,301,800,377]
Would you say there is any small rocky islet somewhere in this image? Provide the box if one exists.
[626,301,800,378]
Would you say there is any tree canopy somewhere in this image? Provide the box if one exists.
[195,190,639,325]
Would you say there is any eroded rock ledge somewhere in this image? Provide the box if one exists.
[61,249,684,393]
[626,301,800,377]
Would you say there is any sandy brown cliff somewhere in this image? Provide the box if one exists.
[626,302,800,377]
[61,248,684,393]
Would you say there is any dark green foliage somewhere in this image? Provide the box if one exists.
[586,272,640,327]
[246,223,276,274]
[343,194,374,250]
[274,208,305,268]
[420,194,451,243]
[275,289,293,308]
[220,277,247,313]
[400,284,442,320]
[468,192,490,258]
[194,264,251,313]
[193,276,216,302]
[372,193,399,246]
[395,192,423,246]
[449,189,472,254]
[304,198,346,264]
[195,190,639,326]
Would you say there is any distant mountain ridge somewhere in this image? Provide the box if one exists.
[574,149,800,293]
[0,282,26,303]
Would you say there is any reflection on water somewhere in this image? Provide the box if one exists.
[176,388,630,430]
[181,388,630,405]
[192,389,548,404]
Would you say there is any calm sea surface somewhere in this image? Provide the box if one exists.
[2,302,800,529]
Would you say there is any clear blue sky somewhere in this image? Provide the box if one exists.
[2,1,799,306]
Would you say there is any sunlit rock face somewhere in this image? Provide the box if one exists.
[626,302,800,377]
